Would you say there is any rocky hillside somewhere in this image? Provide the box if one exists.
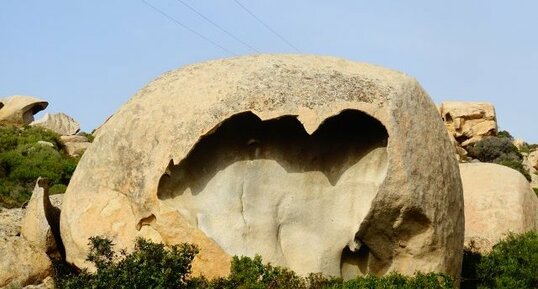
[0,56,536,288]
[0,96,92,208]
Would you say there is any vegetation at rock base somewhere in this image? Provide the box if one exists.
[476,231,538,289]
[468,136,531,181]
[55,236,454,289]
[461,231,538,289]
[0,125,79,208]
[55,237,198,289]
[55,232,538,289]
[534,187,538,197]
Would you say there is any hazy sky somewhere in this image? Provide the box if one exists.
[1,1,537,142]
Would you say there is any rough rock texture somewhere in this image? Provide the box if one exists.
[22,277,55,289]
[460,163,538,253]
[20,178,63,257]
[0,95,48,125]
[61,55,464,279]
[0,183,63,288]
[527,150,538,190]
[0,237,53,288]
[528,150,538,171]
[60,135,91,157]
[0,207,23,242]
[32,112,80,135]
[439,101,497,149]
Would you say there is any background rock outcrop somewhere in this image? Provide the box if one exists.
[0,95,48,126]
[61,55,464,279]
[439,101,497,160]
[31,112,80,136]
[460,163,538,253]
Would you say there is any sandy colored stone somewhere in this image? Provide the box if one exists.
[60,135,91,157]
[512,139,526,151]
[528,150,538,171]
[61,55,464,279]
[20,178,62,256]
[31,112,80,135]
[22,276,55,289]
[60,135,89,143]
[0,95,48,125]
[460,163,538,253]
[0,237,52,288]
[439,101,497,149]
[0,207,23,242]
[64,141,91,158]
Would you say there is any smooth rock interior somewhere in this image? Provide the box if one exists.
[158,109,389,277]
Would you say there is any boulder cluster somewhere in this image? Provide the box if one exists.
[0,95,91,158]
[0,55,536,288]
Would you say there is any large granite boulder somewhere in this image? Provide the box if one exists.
[31,112,80,136]
[61,55,464,279]
[0,95,48,125]
[439,101,497,148]
[460,163,538,253]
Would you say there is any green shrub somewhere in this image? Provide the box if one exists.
[55,236,199,289]
[477,231,538,289]
[0,125,63,152]
[56,237,455,289]
[49,183,68,195]
[533,187,538,197]
[0,125,78,207]
[496,130,514,140]
[468,137,531,181]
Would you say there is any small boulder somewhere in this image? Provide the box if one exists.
[60,135,91,157]
[0,95,48,126]
[0,237,53,288]
[32,112,80,136]
[460,163,538,253]
[36,141,55,148]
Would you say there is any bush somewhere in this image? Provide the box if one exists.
[55,236,199,289]
[468,137,531,181]
[0,125,78,207]
[533,187,538,197]
[476,231,538,289]
[56,236,455,289]
[497,130,514,140]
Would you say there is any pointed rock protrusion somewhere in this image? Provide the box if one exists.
[20,178,63,259]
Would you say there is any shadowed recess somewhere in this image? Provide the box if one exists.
[158,109,389,199]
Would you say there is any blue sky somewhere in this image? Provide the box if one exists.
[1,1,537,142]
